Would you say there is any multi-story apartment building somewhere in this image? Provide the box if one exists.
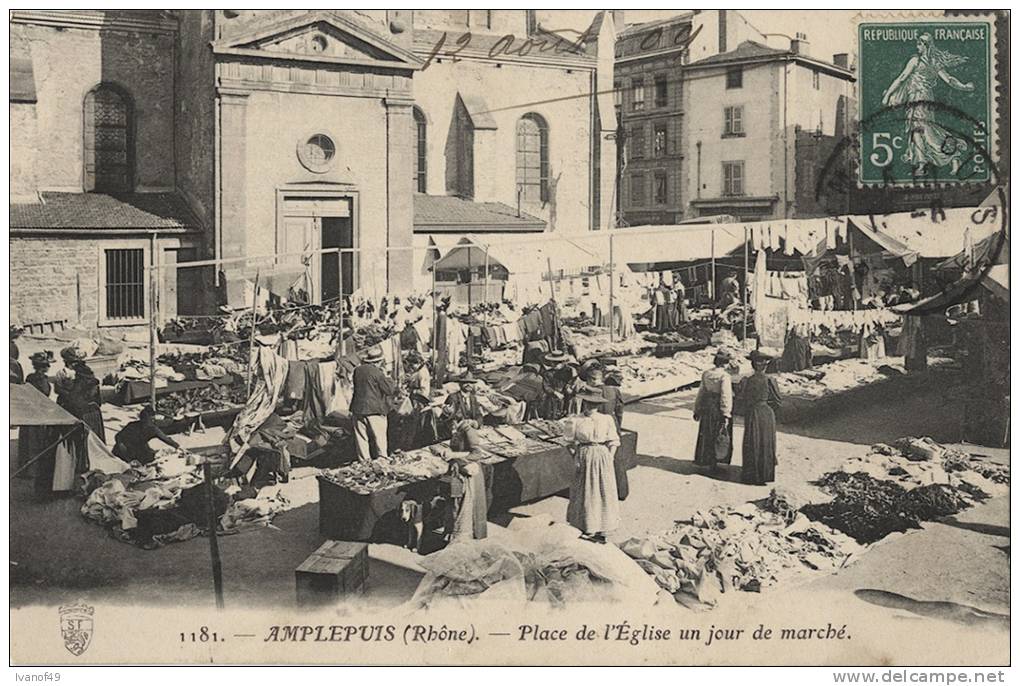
[614,10,766,226]
[681,35,855,221]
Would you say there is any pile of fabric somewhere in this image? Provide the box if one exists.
[80,448,203,533]
[219,491,291,534]
[802,438,1010,544]
[561,326,655,361]
[81,447,297,547]
[622,503,861,608]
[771,357,905,399]
[409,521,659,611]
[320,450,450,494]
[612,347,733,398]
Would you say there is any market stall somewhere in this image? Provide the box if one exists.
[317,420,639,543]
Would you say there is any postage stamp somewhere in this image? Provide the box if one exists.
[857,15,995,186]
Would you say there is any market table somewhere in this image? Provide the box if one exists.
[116,373,239,405]
[318,429,638,543]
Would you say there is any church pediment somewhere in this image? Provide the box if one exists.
[213,11,423,70]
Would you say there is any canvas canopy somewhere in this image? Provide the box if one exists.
[894,263,1009,315]
[870,207,999,259]
[607,224,747,268]
[936,231,1009,271]
[433,235,606,278]
[10,383,79,427]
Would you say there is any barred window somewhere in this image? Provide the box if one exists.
[104,248,146,321]
[84,84,131,192]
[413,107,427,193]
[516,113,549,204]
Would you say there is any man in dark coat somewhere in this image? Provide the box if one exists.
[349,346,395,461]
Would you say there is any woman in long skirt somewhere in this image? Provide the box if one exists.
[566,391,621,543]
[693,350,734,469]
[740,350,781,485]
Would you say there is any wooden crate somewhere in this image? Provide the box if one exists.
[295,540,369,606]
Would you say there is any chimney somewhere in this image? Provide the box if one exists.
[790,32,810,56]
[611,9,625,34]
[832,53,849,69]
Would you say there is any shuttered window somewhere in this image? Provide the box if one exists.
[104,248,146,321]
[84,85,131,192]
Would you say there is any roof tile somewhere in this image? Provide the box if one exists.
[10,192,199,232]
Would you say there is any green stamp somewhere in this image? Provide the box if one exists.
[858,18,993,185]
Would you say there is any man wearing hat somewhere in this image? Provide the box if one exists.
[349,345,396,462]
[442,371,484,430]
[541,350,574,419]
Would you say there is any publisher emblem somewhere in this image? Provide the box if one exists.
[59,600,94,656]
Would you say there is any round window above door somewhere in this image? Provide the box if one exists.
[297,133,337,173]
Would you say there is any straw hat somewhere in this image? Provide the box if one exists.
[543,350,569,365]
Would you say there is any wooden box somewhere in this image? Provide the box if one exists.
[295,540,369,606]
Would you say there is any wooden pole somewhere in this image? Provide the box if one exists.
[483,247,490,325]
[710,229,717,321]
[337,249,345,357]
[202,461,225,609]
[546,256,559,349]
[743,227,750,343]
[244,269,260,399]
[431,264,437,368]
[609,233,616,343]
[149,234,158,412]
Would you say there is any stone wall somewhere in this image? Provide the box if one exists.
[13,20,176,192]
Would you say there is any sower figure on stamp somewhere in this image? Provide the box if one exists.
[882,33,974,176]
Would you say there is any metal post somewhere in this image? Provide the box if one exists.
[609,233,616,343]
[743,227,749,343]
[149,234,158,412]
[202,460,225,609]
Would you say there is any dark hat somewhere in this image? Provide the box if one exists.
[456,371,480,384]
[361,346,384,363]
[748,349,773,364]
[713,349,733,365]
[521,362,541,374]
[29,351,54,367]
[60,346,85,363]
[543,350,569,364]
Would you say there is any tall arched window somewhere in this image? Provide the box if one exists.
[83,84,132,192]
[516,113,548,204]
[413,107,427,193]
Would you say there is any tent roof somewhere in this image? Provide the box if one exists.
[894,263,1009,315]
[607,224,747,266]
[936,231,1009,271]
[433,234,607,277]
[10,383,79,427]
[870,208,999,259]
